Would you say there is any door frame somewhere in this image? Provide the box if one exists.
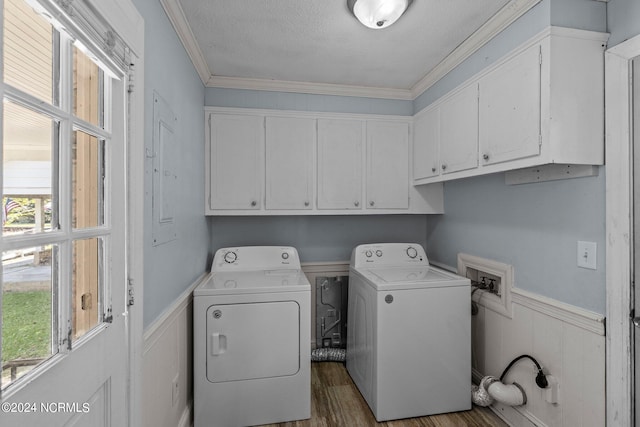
[88,1,145,426]
[605,34,640,426]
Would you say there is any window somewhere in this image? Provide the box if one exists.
[1,0,117,389]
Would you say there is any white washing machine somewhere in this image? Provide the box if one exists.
[347,243,471,422]
[194,246,310,427]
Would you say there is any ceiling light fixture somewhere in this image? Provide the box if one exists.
[347,0,413,30]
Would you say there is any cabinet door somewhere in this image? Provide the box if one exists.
[265,116,315,210]
[413,106,439,180]
[366,121,409,209]
[209,114,264,210]
[440,83,479,174]
[479,44,541,165]
[317,119,363,210]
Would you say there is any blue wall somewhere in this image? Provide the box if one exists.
[418,0,608,313]
[132,0,210,328]
[427,173,606,314]
[205,87,413,116]
[134,0,626,326]
[607,0,640,47]
[210,215,427,264]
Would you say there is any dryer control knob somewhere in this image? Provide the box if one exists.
[282,252,289,260]
[406,247,418,259]
[375,250,383,257]
[365,250,373,258]
[223,251,237,264]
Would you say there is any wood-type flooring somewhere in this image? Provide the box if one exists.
[262,362,508,427]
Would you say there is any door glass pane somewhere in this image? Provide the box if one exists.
[72,237,102,342]
[3,0,56,105]
[72,131,104,229]
[73,46,103,127]
[3,101,57,236]
[1,245,56,390]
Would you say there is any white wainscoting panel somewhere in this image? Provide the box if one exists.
[472,289,605,427]
[142,275,204,427]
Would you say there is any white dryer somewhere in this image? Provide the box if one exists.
[347,243,471,422]
[194,246,310,427]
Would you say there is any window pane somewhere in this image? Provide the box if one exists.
[72,238,102,342]
[3,0,56,104]
[72,131,104,229]
[3,101,57,236]
[73,46,103,127]
[1,245,56,389]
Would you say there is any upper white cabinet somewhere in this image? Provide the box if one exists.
[440,83,479,174]
[265,116,315,210]
[317,118,364,210]
[206,109,444,215]
[366,121,409,209]
[413,106,439,180]
[479,43,541,166]
[208,113,264,210]
[413,27,608,185]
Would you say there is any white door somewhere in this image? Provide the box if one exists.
[0,0,130,425]
[317,119,364,210]
[209,113,264,210]
[479,43,541,165]
[265,116,315,210]
[413,106,440,180]
[366,121,409,209]
[440,83,479,174]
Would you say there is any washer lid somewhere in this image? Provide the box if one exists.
[194,269,311,296]
[356,266,469,290]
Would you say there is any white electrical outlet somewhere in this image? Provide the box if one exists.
[577,241,597,270]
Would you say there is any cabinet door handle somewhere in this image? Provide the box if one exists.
[441,164,447,171]
[250,200,257,207]
[354,201,360,207]
[304,201,309,207]
[369,201,375,207]
[483,153,490,161]
[431,167,437,173]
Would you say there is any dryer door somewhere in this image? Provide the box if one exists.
[206,301,300,383]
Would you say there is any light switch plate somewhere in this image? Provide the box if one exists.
[577,241,597,270]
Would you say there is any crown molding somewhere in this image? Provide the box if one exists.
[163,0,541,100]
[160,0,211,84]
[410,0,542,98]
[206,75,413,100]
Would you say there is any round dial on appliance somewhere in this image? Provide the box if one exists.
[365,250,373,258]
[406,246,418,259]
[223,251,237,264]
[281,252,289,260]
[375,250,383,257]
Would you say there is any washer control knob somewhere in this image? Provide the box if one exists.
[281,252,289,260]
[375,250,383,257]
[406,246,418,259]
[365,250,373,258]
[223,251,237,264]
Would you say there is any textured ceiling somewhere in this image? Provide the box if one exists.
[177,0,513,91]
